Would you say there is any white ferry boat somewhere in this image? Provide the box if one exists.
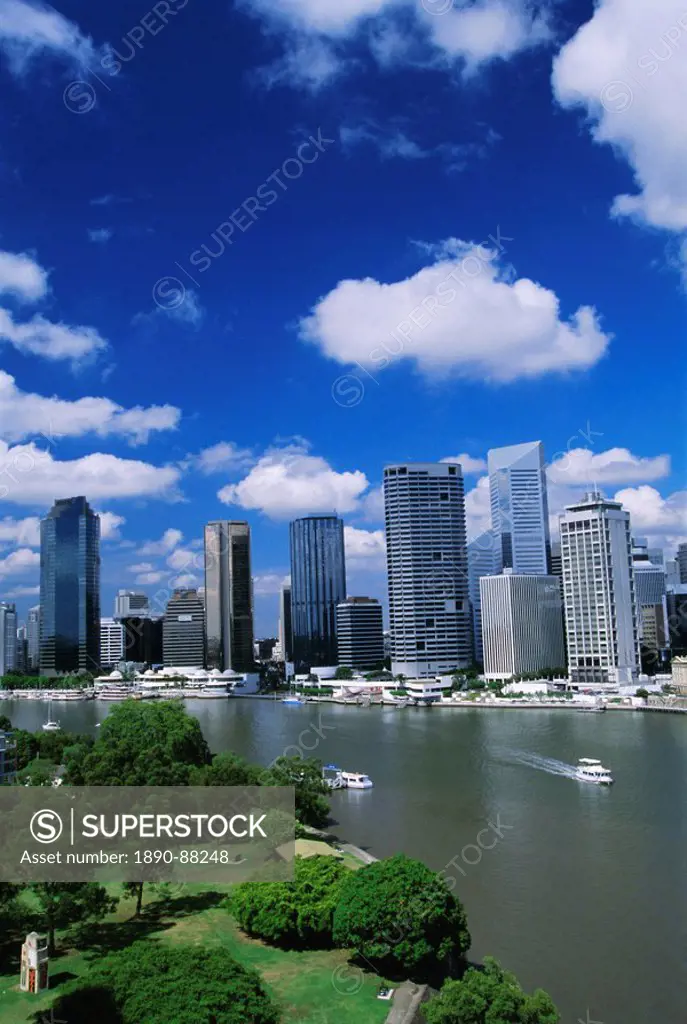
[50,689,89,701]
[575,758,614,785]
[340,771,374,790]
[94,683,137,701]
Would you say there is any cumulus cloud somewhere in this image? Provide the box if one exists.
[139,529,184,557]
[299,240,610,381]
[219,443,369,519]
[344,524,386,567]
[441,453,487,474]
[99,511,125,541]
[194,442,254,475]
[0,441,181,505]
[0,372,180,444]
[613,485,687,545]
[0,307,107,365]
[0,515,40,547]
[547,447,670,486]
[253,572,290,595]
[0,547,39,579]
[553,0,687,258]
[134,571,166,586]
[0,0,101,76]
[0,249,49,302]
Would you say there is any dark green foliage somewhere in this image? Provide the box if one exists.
[52,941,280,1024]
[16,757,56,786]
[260,755,330,828]
[189,750,262,787]
[30,882,118,953]
[334,666,354,679]
[12,729,39,771]
[0,714,11,731]
[423,957,559,1024]
[333,854,471,979]
[72,701,211,785]
[230,855,346,948]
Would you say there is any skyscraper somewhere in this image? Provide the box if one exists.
[100,618,125,668]
[15,625,27,674]
[488,441,551,575]
[289,516,346,671]
[481,573,565,680]
[560,492,640,687]
[467,530,498,665]
[0,603,17,675]
[632,540,668,667]
[336,597,384,670]
[163,589,205,667]
[204,521,254,672]
[27,606,40,671]
[278,581,293,664]
[677,542,687,584]
[384,463,471,677]
[40,497,100,674]
[114,590,150,619]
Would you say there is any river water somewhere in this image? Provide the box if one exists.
[2,697,685,1023]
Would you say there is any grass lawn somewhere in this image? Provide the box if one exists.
[0,885,391,1024]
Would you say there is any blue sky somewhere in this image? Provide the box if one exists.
[0,0,685,634]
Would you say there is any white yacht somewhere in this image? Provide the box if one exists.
[340,771,374,790]
[575,758,614,785]
[42,700,61,732]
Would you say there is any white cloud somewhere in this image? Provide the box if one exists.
[194,442,254,475]
[0,547,39,578]
[219,443,369,519]
[4,584,40,597]
[0,372,181,444]
[166,548,199,572]
[441,453,487,474]
[465,474,491,539]
[253,572,289,595]
[99,511,125,541]
[344,524,386,567]
[0,515,40,547]
[0,249,49,302]
[129,562,155,574]
[0,307,106,365]
[139,528,184,557]
[553,0,687,252]
[613,485,687,546]
[135,289,205,331]
[0,441,181,505]
[134,571,166,586]
[169,573,199,589]
[300,240,610,381]
[255,34,346,91]
[425,0,550,74]
[0,0,101,76]
[340,121,496,171]
[548,447,670,486]
[88,228,113,244]
[360,485,384,522]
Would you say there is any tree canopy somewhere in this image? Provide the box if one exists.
[333,853,470,979]
[261,755,330,828]
[423,957,559,1024]
[30,882,118,953]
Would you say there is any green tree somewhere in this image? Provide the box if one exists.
[12,729,39,771]
[72,701,211,786]
[189,750,262,787]
[16,757,56,787]
[333,854,470,979]
[31,882,118,953]
[261,755,330,828]
[0,714,11,731]
[0,882,20,934]
[334,666,354,680]
[423,957,559,1024]
[52,941,280,1024]
[230,854,346,948]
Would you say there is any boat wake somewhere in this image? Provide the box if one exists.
[510,750,579,780]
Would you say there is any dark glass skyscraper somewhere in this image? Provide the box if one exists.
[289,516,346,671]
[204,521,254,672]
[40,496,100,674]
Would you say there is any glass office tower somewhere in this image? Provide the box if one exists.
[488,440,551,575]
[289,516,346,671]
[40,496,100,673]
[204,521,254,672]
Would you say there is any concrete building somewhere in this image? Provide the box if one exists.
[204,521,254,672]
[677,542,687,585]
[550,540,562,581]
[467,530,497,665]
[163,589,205,668]
[632,540,668,666]
[114,590,150,619]
[40,496,100,674]
[27,606,40,671]
[278,581,293,663]
[672,655,687,694]
[480,573,565,680]
[560,492,640,687]
[15,625,27,674]
[384,462,471,677]
[666,559,681,589]
[100,618,125,668]
[0,602,17,675]
[290,516,346,671]
[488,441,551,575]
[336,597,384,670]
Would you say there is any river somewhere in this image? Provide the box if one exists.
[2,696,684,1023]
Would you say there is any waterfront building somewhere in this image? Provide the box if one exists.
[384,462,471,677]
[40,496,100,674]
[678,542,687,584]
[666,587,687,656]
[480,572,565,680]
[114,590,150,619]
[467,530,498,665]
[120,615,163,665]
[0,602,17,675]
[162,589,205,668]
[254,637,278,661]
[488,440,551,575]
[289,516,346,671]
[0,730,16,784]
[560,492,640,687]
[100,618,125,668]
[632,540,669,665]
[336,597,384,670]
[27,606,40,671]
[15,625,27,674]
[672,655,687,694]
[278,581,293,663]
[204,521,254,672]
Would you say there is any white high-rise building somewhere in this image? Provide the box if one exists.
[336,597,384,670]
[488,441,551,575]
[467,530,498,665]
[27,606,40,671]
[100,618,125,667]
[480,573,565,680]
[0,602,17,674]
[560,492,640,687]
[384,462,471,677]
[114,590,150,619]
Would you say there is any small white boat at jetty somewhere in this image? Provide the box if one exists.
[323,765,374,789]
[575,758,613,785]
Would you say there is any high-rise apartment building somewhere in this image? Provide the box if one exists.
[100,618,125,668]
[40,497,100,674]
[278,582,293,664]
[289,516,346,671]
[0,603,17,675]
[632,539,668,663]
[15,625,27,674]
[488,441,551,575]
[677,543,687,585]
[27,606,40,671]
[204,521,254,672]
[560,492,640,687]
[114,590,150,619]
[336,597,384,670]
[480,573,565,680]
[163,589,205,667]
[384,462,471,677]
[467,530,498,665]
